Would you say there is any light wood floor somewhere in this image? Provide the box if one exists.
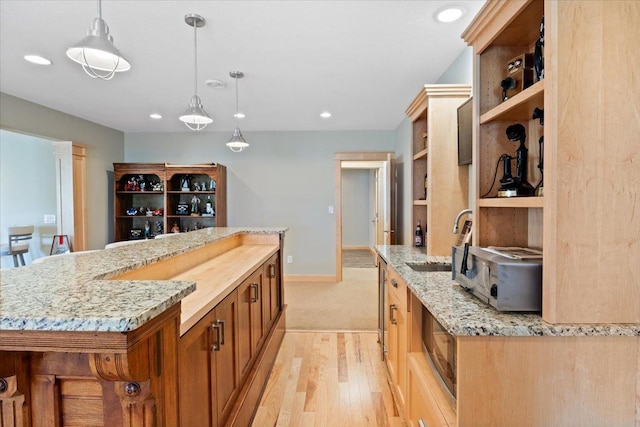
[253,331,404,427]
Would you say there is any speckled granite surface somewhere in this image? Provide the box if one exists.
[376,245,640,337]
[0,227,286,332]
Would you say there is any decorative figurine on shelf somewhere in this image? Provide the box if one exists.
[171,222,180,233]
[190,195,201,215]
[139,175,147,191]
[151,180,163,192]
[126,207,138,216]
[180,175,191,192]
[130,228,142,240]
[201,181,207,191]
[203,196,214,216]
[210,179,216,191]
[176,202,189,215]
[193,222,200,230]
[124,176,139,191]
[194,182,201,191]
[155,221,163,235]
[146,207,153,216]
[144,221,151,239]
[153,208,164,216]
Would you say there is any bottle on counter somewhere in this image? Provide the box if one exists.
[414,220,424,247]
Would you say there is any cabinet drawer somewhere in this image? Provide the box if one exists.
[407,353,456,427]
[387,267,408,311]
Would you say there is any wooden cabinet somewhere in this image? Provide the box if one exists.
[237,267,265,381]
[405,85,471,255]
[113,162,227,242]
[385,268,408,408]
[179,290,239,427]
[407,354,455,427]
[462,0,640,323]
[263,253,280,332]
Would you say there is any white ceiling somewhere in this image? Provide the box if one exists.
[0,0,485,133]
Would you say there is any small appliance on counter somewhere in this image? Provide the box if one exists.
[452,245,542,312]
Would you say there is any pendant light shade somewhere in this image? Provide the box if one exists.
[66,0,130,80]
[180,14,212,131]
[227,71,249,152]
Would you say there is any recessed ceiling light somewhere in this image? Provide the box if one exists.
[150,113,162,119]
[24,55,52,65]
[234,112,245,119]
[320,112,332,118]
[435,6,464,23]
[206,79,226,89]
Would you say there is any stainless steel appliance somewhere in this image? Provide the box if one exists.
[378,258,387,360]
[421,306,457,399]
[452,245,542,312]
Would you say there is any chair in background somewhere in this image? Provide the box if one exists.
[104,240,145,249]
[0,225,35,267]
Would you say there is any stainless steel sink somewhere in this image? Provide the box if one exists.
[405,262,451,272]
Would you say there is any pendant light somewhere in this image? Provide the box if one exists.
[179,14,213,131]
[227,71,249,152]
[66,0,130,80]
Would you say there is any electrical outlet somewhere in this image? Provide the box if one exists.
[328,205,334,214]
[287,255,293,264]
[43,214,56,224]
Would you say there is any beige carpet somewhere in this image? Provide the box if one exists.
[285,267,378,331]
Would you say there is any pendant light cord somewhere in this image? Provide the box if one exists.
[97,0,102,20]
[235,76,239,127]
[193,21,198,96]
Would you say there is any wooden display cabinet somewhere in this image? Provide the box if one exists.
[113,163,227,242]
[406,85,471,255]
[463,0,640,323]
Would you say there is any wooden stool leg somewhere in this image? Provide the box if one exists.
[18,254,25,266]
[12,255,18,268]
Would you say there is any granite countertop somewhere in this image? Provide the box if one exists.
[376,245,640,337]
[0,227,286,333]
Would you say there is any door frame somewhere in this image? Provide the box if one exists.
[335,152,395,282]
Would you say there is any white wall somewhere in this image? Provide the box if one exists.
[436,47,473,84]
[0,93,125,250]
[341,169,372,248]
[0,130,57,267]
[125,130,394,277]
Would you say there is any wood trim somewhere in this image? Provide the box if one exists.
[71,143,87,252]
[405,89,427,122]
[342,246,371,251]
[334,152,395,161]
[0,303,180,354]
[284,275,337,283]
[335,158,343,283]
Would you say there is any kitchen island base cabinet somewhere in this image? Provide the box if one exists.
[0,303,182,427]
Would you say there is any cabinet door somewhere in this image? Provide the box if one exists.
[386,285,407,407]
[213,290,239,425]
[179,308,216,426]
[237,268,265,380]
[263,253,280,331]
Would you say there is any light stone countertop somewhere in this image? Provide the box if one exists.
[376,245,640,337]
[0,227,286,333]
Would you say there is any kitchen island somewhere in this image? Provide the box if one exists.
[0,227,286,427]
[376,245,640,427]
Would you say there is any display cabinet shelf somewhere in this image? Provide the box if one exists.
[478,196,543,208]
[413,149,428,161]
[413,200,428,206]
[113,163,227,242]
[480,80,544,124]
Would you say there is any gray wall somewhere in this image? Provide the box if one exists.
[0,130,57,267]
[125,130,394,276]
[341,169,372,248]
[0,93,125,250]
[436,47,473,84]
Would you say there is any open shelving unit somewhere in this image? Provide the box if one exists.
[113,163,227,242]
[406,84,471,256]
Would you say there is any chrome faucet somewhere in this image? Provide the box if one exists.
[452,209,472,233]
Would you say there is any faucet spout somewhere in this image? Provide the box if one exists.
[452,209,473,234]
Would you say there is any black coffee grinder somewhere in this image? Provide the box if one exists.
[497,124,535,197]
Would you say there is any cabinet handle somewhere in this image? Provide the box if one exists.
[391,278,398,288]
[217,319,225,346]
[269,264,276,278]
[250,283,259,302]
[390,304,397,325]
[210,323,221,352]
[418,419,427,427]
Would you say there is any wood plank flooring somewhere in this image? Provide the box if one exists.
[253,331,405,427]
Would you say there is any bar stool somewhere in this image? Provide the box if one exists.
[1,225,34,267]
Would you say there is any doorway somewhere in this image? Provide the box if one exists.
[335,152,395,282]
